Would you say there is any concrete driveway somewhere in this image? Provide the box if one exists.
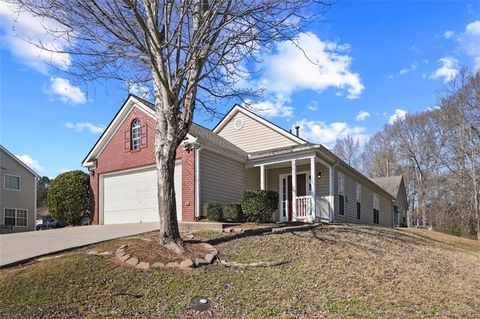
[0,223,158,268]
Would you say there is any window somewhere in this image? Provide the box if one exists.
[338,172,345,216]
[131,119,141,150]
[373,193,380,224]
[338,172,345,195]
[17,209,27,226]
[4,208,27,227]
[356,183,361,219]
[373,209,379,224]
[4,174,20,190]
[339,194,345,215]
[356,183,361,202]
[4,208,15,226]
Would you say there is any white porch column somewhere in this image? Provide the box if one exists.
[310,156,316,222]
[291,159,297,220]
[260,165,266,190]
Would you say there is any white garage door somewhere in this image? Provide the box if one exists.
[102,162,182,224]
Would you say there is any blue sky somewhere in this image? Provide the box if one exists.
[1,1,479,178]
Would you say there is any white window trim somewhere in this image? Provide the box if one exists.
[338,172,345,195]
[373,193,380,210]
[131,119,141,150]
[4,174,21,191]
[3,208,28,227]
[356,182,361,203]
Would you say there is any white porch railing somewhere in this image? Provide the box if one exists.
[295,195,313,220]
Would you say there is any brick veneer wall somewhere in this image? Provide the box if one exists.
[89,106,195,224]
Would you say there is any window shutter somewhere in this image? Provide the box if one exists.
[140,124,148,148]
[124,130,131,152]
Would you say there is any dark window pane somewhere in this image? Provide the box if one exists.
[339,194,344,216]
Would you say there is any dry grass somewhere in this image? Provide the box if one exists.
[0,224,479,319]
[127,241,213,264]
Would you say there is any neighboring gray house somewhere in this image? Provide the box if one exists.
[371,176,408,227]
[0,145,39,233]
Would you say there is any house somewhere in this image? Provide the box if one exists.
[82,95,396,226]
[371,176,408,227]
[0,145,39,233]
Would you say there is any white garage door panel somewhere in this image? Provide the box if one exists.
[102,163,182,224]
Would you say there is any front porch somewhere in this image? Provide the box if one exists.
[249,147,335,223]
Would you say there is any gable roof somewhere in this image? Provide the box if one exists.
[189,123,247,158]
[82,95,247,166]
[0,145,40,178]
[212,104,307,145]
[371,176,404,198]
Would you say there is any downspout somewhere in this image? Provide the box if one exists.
[195,145,204,219]
[330,161,339,223]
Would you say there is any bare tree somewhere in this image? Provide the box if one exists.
[8,0,328,252]
[437,70,480,239]
[361,130,399,178]
[333,135,361,170]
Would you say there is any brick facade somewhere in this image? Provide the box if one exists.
[89,106,195,224]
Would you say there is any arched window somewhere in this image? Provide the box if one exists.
[131,119,141,150]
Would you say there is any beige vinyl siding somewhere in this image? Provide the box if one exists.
[199,149,258,214]
[334,166,393,226]
[217,111,299,152]
[0,150,36,232]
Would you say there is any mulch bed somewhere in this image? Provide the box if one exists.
[126,240,213,264]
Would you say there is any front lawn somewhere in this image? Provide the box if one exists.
[1,225,479,318]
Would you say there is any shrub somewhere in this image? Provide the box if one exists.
[241,189,278,223]
[203,203,223,221]
[47,170,92,225]
[223,203,244,222]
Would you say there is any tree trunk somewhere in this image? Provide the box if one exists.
[155,144,184,253]
[153,80,185,254]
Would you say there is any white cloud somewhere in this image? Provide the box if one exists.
[15,154,46,174]
[255,32,364,100]
[294,119,369,148]
[65,122,104,134]
[58,168,71,174]
[387,63,418,79]
[444,30,455,39]
[245,99,293,118]
[389,109,407,125]
[463,20,480,70]
[47,77,86,104]
[356,111,371,122]
[0,2,71,74]
[429,57,459,83]
[307,101,319,111]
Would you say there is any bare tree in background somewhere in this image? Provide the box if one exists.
[333,135,361,170]
[360,70,480,239]
[437,70,480,239]
[361,130,399,178]
[8,0,328,252]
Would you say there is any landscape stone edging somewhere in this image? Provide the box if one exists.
[114,243,218,270]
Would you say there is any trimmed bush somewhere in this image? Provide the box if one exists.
[241,189,278,223]
[47,170,92,225]
[223,203,244,222]
[203,203,223,221]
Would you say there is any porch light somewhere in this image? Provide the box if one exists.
[317,171,322,179]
